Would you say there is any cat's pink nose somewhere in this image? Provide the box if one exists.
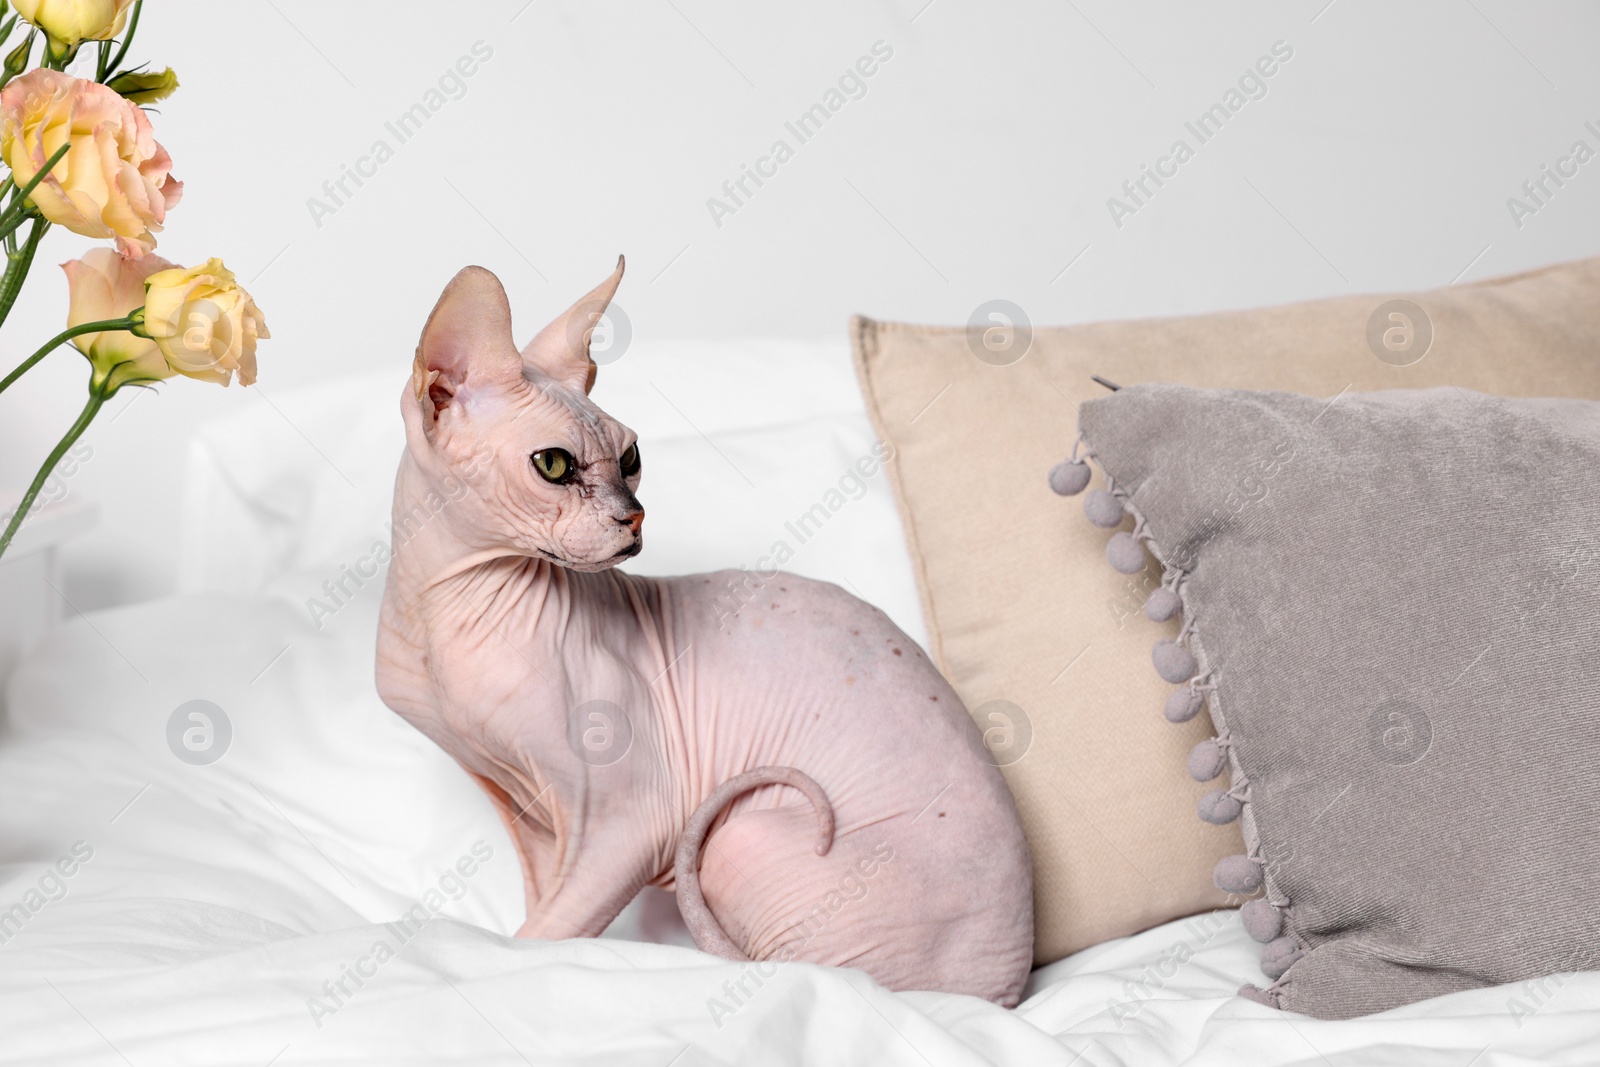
[619,510,644,535]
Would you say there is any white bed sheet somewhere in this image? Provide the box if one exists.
[6,592,1600,1067]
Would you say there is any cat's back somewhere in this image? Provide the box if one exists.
[653,569,981,773]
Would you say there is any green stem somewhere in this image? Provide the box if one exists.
[0,211,31,244]
[0,214,47,333]
[0,378,108,563]
[100,0,140,81]
[0,316,136,397]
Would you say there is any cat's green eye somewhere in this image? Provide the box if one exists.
[531,448,575,483]
[619,442,641,477]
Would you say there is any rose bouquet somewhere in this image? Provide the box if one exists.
[0,0,266,562]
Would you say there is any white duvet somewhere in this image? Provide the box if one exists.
[4,341,1598,1064]
[9,596,1600,1067]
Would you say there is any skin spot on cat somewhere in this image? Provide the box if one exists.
[845,676,856,686]
[929,695,939,701]
[850,629,859,636]
[892,648,902,657]
[938,812,946,818]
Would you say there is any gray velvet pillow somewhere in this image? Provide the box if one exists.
[1060,383,1600,1020]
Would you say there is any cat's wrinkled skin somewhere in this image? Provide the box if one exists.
[375,261,1033,1005]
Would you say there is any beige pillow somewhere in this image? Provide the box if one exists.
[850,257,1600,964]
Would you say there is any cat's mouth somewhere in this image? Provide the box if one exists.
[533,540,639,571]
[547,540,641,571]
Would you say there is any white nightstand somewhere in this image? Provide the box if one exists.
[0,493,97,690]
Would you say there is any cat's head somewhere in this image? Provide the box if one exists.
[399,259,643,572]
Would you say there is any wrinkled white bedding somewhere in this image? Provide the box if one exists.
[5,341,1599,1064]
[8,595,1600,1067]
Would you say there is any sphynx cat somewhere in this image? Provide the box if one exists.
[375,260,1034,1005]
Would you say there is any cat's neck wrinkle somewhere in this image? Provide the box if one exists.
[386,451,509,593]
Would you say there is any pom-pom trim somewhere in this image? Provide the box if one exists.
[1053,440,1309,1007]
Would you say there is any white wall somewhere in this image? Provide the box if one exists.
[2,0,1597,608]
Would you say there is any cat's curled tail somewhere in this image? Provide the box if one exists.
[674,766,834,959]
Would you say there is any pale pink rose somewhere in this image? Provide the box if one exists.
[0,69,182,257]
[61,247,177,388]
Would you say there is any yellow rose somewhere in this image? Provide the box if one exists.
[12,0,135,53]
[139,259,268,387]
[0,69,182,257]
[61,246,177,388]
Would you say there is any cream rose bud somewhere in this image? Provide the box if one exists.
[0,69,182,257]
[140,259,269,387]
[13,0,135,51]
[62,248,177,387]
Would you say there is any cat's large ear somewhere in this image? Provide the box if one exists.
[412,266,524,429]
[520,255,624,394]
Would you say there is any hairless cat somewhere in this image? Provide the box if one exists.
[375,261,1033,1005]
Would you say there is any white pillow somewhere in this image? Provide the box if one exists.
[177,338,926,648]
